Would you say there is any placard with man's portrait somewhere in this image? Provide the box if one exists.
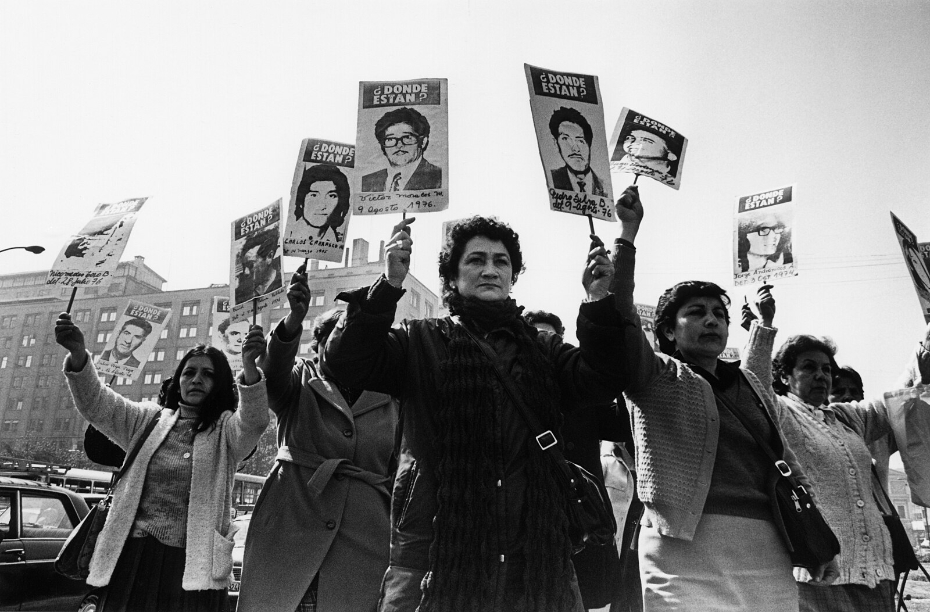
[891,213,930,322]
[525,64,615,222]
[352,78,449,216]
[230,200,286,324]
[210,296,247,372]
[284,138,356,263]
[609,108,688,191]
[47,198,148,287]
[732,185,798,287]
[95,300,171,381]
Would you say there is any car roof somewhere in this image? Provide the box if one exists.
[0,476,91,509]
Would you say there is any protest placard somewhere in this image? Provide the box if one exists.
[210,296,247,372]
[95,300,170,381]
[635,303,661,352]
[352,79,448,216]
[284,138,355,263]
[525,64,615,222]
[884,384,930,506]
[891,213,930,323]
[230,200,286,324]
[609,109,688,190]
[47,198,148,287]
[733,185,797,287]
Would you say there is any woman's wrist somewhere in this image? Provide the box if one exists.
[69,349,88,372]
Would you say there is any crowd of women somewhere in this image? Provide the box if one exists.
[53,184,930,611]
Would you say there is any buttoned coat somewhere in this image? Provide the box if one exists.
[237,320,398,612]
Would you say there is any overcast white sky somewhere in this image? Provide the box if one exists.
[3,1,929,403]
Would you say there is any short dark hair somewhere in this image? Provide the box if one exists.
[654,281,731,355]
[217,318,232,335]
[310,308,344,355]
[524,310,564,337]
[241,228,278,260]
[833,365,863,392]
[772,335,838,396]
[437,216,525,308]
[119,317,152,337]
[548,106,593,146]
[374,107,431,146]
[293,164,351,231]
[163,345,238,433]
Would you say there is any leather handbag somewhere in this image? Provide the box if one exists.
[871,464,919,576]
[55,416,160,580]
[459,323,617,553]
[713,389,840,571]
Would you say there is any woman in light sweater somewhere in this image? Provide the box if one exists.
[610,188,836,611]
[741,289,930,611]
[55,312,270,612]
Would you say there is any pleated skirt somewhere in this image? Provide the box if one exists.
[100,535,228,612]
[638,514,798,612]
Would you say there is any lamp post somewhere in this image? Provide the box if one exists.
[0,245,45,255]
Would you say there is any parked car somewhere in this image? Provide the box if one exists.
[0,476,92,611]
[229,513,252,604]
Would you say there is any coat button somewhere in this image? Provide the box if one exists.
[326,520,336,530]
[848,468,856,475]
[343,429,353,438]
[856,500,865,507]
[862,534,871,542]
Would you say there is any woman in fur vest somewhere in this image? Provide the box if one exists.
[55,312,270,612]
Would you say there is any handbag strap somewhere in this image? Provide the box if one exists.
[456,320,569,465]
[112,415,160,488]
[712,384,794,478]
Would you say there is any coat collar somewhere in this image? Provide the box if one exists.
[308,378,392,421]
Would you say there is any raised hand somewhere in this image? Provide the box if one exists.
[385,217,415,288]
[755,284,776,327]
[741,297,758,331]
[241,325,266,385]
[616,185,643,243]
[283,265,311,336]
[54,312,88,371]
[582,235,614,302]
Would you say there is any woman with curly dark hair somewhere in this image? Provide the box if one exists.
[54,312,269,612]
[323,215,627,611]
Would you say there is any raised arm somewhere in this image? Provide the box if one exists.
[323,219,414,398]
[55,312,153,448]
[263,266,313,415]
[225,325,271,459]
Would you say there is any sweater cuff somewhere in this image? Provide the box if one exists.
[580,295,624,326]
[614,238,636,251]
[237,367,266,387]
[336,274,405,315]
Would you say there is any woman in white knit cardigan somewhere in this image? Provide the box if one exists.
[55,312,270,612]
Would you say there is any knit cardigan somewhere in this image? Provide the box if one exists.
[63,352,270,590]
[742,321,930,587]
[610,239,813,541]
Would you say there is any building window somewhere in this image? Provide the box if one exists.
[310,292,325,307]
[179,326,197,339]
[300,343,313,354]
[99,308,117,323]
[74,309,92,323]
[143,372,163,385]
[96,332,112,344]
[0,357,6,369]
[54,418,71,432]
[149,350,165,362]
[425,302,434,318]
[115,377,131,386]
[0,315,17,329]
[27,418,44,432]
[176,349,187,360]
[181,302,200,317]
[410,290,421,308]
[17,355,33,367]
[160,328,169,339]
[12,376,23,389]
[21,334,36,347]
[2,420,19,433]
[24,314,37,327]
[41,354,53,367]
[33,397,47,411]
[37,375,50,388]
[8,399,23,411]
[1,337,11,349]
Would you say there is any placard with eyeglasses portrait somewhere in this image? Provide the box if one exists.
[525,63,615,222]
[284,138,356,263]
[352,78,449,216]
[733,185,798,287]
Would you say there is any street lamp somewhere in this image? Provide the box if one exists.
[0,245,45,255]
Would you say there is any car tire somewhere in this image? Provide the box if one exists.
[78,593,100,612]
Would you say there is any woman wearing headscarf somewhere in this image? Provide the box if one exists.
[237,267,398,612]
[608,188,836,612]
[54,313,269,612]
[323,215,628,611]
[741,287,930,611]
